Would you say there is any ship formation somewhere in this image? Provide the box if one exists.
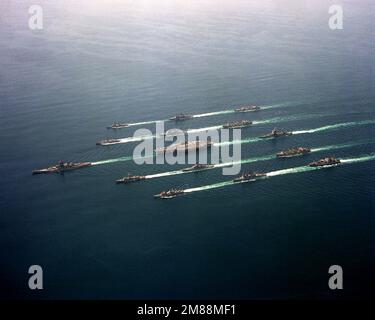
[32,103,351,199]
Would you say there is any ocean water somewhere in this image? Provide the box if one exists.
[0,0,374,299]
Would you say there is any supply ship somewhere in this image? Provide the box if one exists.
[155,140,213,154]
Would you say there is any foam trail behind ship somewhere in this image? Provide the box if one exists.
[215,120,375,147]
[91,156,134,165]
[92,119,375,166]
[143,140,373,180]
[93,138,374,168]
[113,125,223,145]
[109,112,371,146]
[192,110,234,118]
[127,119,168,127]
[184,154,375,194]
[293,120,375,135]
[123,102,291,126]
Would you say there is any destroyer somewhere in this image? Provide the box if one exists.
[155,140,212,154]
[169,113,193,121]
[233,171,266,182]
[107,122,129,129]
[277,147,311,158]
[235,105,260,113]
[32,161,91,175]
[96,138,121,146]
[116,174,146,184]
[309,157,341,167]
[260,127,292,138]
[154,188,184,199]
[223,120,253,129]
[182,163,214,172]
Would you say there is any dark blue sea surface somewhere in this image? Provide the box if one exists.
[0,0,374,299]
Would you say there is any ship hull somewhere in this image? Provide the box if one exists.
[233,178,256,182]
[182,165,214,172]
[107,125,129,129]
[235,108,260,113]
[156,142,212,154]
[32,162,92,175]
[116,178,145,184]
[277,152,310,158]
[260,133,292,139]
[233,173,266,182]
[309,162,340,167]
[223,125,252,129]
[96,140,121,146]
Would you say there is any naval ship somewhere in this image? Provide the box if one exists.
[233,171,266,182]
[32,161,92,175]
[181,164,214,172]
[235,105,260,113]
[309,157,341,167]
[277,147,311,158]
[107,122,129,129]
[160,128,187,137]
[96,138,121,146]
[155,140,213,154]
[116,174,146,184]
[260,128,292,139]
[222,120,253,129]
[169,113,193,121]
[154,188,184,199]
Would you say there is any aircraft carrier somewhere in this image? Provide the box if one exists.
[155,140,213,154]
